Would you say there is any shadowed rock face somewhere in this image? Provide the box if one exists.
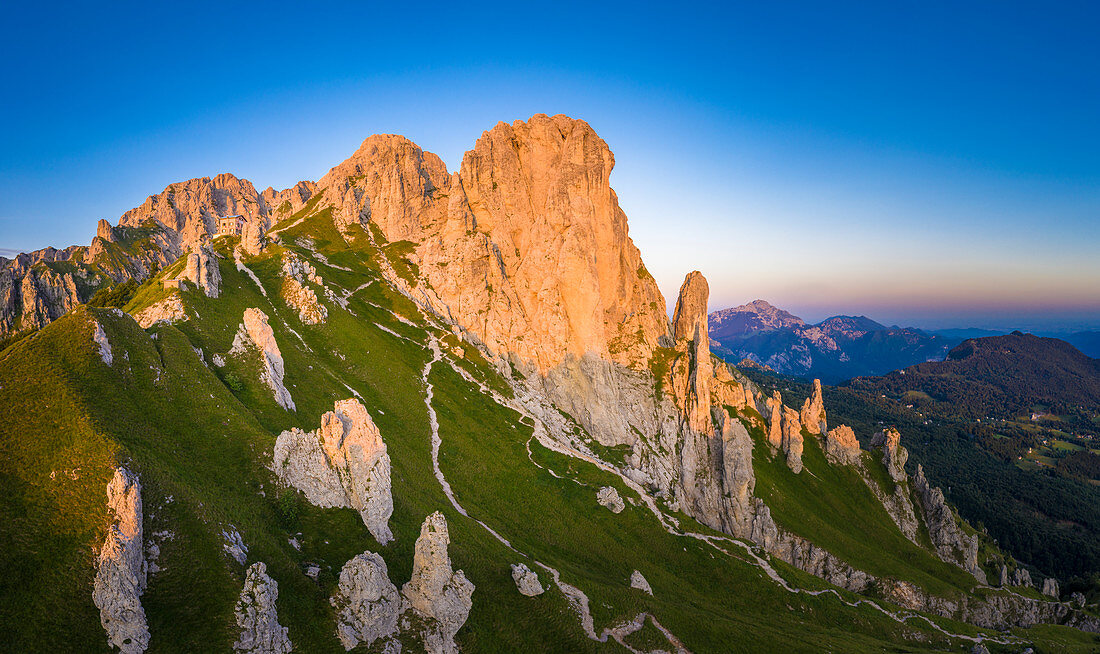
[231,308,295,411]
[913,464,987,584]
[273,398,393,544]
[233,562,292,654]
[402,512,474,654]
[331,551,401,651]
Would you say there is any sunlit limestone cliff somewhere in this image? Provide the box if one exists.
[1,115,1098,653]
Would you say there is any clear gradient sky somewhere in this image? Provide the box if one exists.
[1,1,1097,331]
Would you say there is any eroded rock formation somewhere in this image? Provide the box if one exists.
[402,512,474,654]
[93,319,113,365]
[93,467,149,654]
[233,562,292,654]
[872,428,908,482]
[799,379,827,435]
[180,245,221,297]
[913,464,986,583]
[231,308,295,411]
[823,424,861,466]
[670,271,713,434]
[134,295,187,328]
[280,252,326,325]
[332,551,401,651]
[273,398,393,543]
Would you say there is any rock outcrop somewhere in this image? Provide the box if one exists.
[596,486,625,513]
[780,406,804,474]
[180,245,221,297]
[231,308,295,411]
[332,551,401,651]
[233,562,292,654]
[402,512,474,654]
[93,319,113,365]
[273,398,393,544]
[134,295,187,328]
[1042,578,1060,598]
[670,271,713,434]
[872,428,907,482]
[1014,568,1033,588]
[630,570,653,595]
[93,467,149,654]
[823,424,861,466]
[912,464,986,583]
[280,252,326,325]
[799,379,827,434]
[511,563,544,596]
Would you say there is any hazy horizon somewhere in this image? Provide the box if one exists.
[2,2,1097,333]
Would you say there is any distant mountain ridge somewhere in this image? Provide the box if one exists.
[709,300,954,383]
[847,331,1100,419]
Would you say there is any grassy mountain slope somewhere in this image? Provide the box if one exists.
[1,210,1097,652]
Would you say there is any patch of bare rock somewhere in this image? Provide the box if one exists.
[134,294,187,328]
[280,252,327,325]
[233,562,292,654]
[630,570,653,595]
[273,398,393,543]
[332,512,473,654]
[93,467,150,653]
[510,563,544,596]
[596,486,624,513]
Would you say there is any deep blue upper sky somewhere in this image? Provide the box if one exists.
[2,1,1097,330]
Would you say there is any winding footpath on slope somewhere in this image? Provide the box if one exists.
[371,249,1022,650]
[419,335,689,653]
[417,337,1029,650]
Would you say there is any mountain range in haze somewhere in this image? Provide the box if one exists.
[709,299,1100,383]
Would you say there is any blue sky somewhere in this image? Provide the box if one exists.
[1,1,1097,331]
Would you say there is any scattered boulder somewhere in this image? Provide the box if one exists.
[799,379,827,435]
[93,467,149,654]
[402,512,474,654]
[231,308,295,411]
[273,398,393,544]
[511,564,544,596]
[233,562,292,654]
[596,486,625,513]
[332,551,401,651]
[93,319,112,365]
[823,424,861,466]
[971,643,990,654]
[871,428,908,483]
[630,570,653,595]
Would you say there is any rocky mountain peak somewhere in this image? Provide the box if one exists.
[709,299,805,340]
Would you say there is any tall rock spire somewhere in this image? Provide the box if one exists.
[672,271,713,433]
